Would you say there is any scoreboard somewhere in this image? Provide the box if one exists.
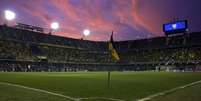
[163,20,188,35]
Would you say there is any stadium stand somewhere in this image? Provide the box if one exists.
[0,25,201,72]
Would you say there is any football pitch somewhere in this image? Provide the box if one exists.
[0,72,201,101]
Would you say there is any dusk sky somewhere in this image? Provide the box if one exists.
[0,0,201,41]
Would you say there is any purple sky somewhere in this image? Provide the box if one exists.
[0,0,201,41]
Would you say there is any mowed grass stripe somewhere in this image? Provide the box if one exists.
[0,82,124,101]
[150,81,201,101]
[0,72,201,100]
[137,79,201,101]
[0,82,78,101]
[0,83,74,101]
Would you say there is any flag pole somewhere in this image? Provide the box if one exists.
[107,31,120,89]
[107,31,113,89]
[107,70,111,88]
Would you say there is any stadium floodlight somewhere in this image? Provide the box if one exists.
[4,10,16,21]
[83,29,90,36]
[51,22,59,30]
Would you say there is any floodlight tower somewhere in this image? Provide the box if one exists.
[50,22,59,35]
[82,29,90,40]
[4,10,16,25]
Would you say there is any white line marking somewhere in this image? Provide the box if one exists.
[0,81,125,101]
[79,97,125,101]
[0,82,78,101]
[137,80,201,101]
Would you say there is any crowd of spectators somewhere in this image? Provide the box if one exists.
[0,25,201,71]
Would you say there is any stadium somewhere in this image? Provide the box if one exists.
[0,0,201,101]
[1,23,201,72]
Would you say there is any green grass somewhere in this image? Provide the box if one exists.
[151,82,201,101]
[0,72,200,101]
[0,83,70,101]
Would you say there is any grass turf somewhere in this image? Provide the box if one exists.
[0,83,71,101]
[151,82,201,101]
[0,72,200,101]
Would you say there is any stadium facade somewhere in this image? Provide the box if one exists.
[0,25,201,72]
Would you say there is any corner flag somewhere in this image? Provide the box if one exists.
[108,31,120,61]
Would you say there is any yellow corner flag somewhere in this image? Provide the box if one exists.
[108,31,120,61]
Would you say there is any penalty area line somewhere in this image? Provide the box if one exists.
[137,79,201,101]
[0,82,78,101]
